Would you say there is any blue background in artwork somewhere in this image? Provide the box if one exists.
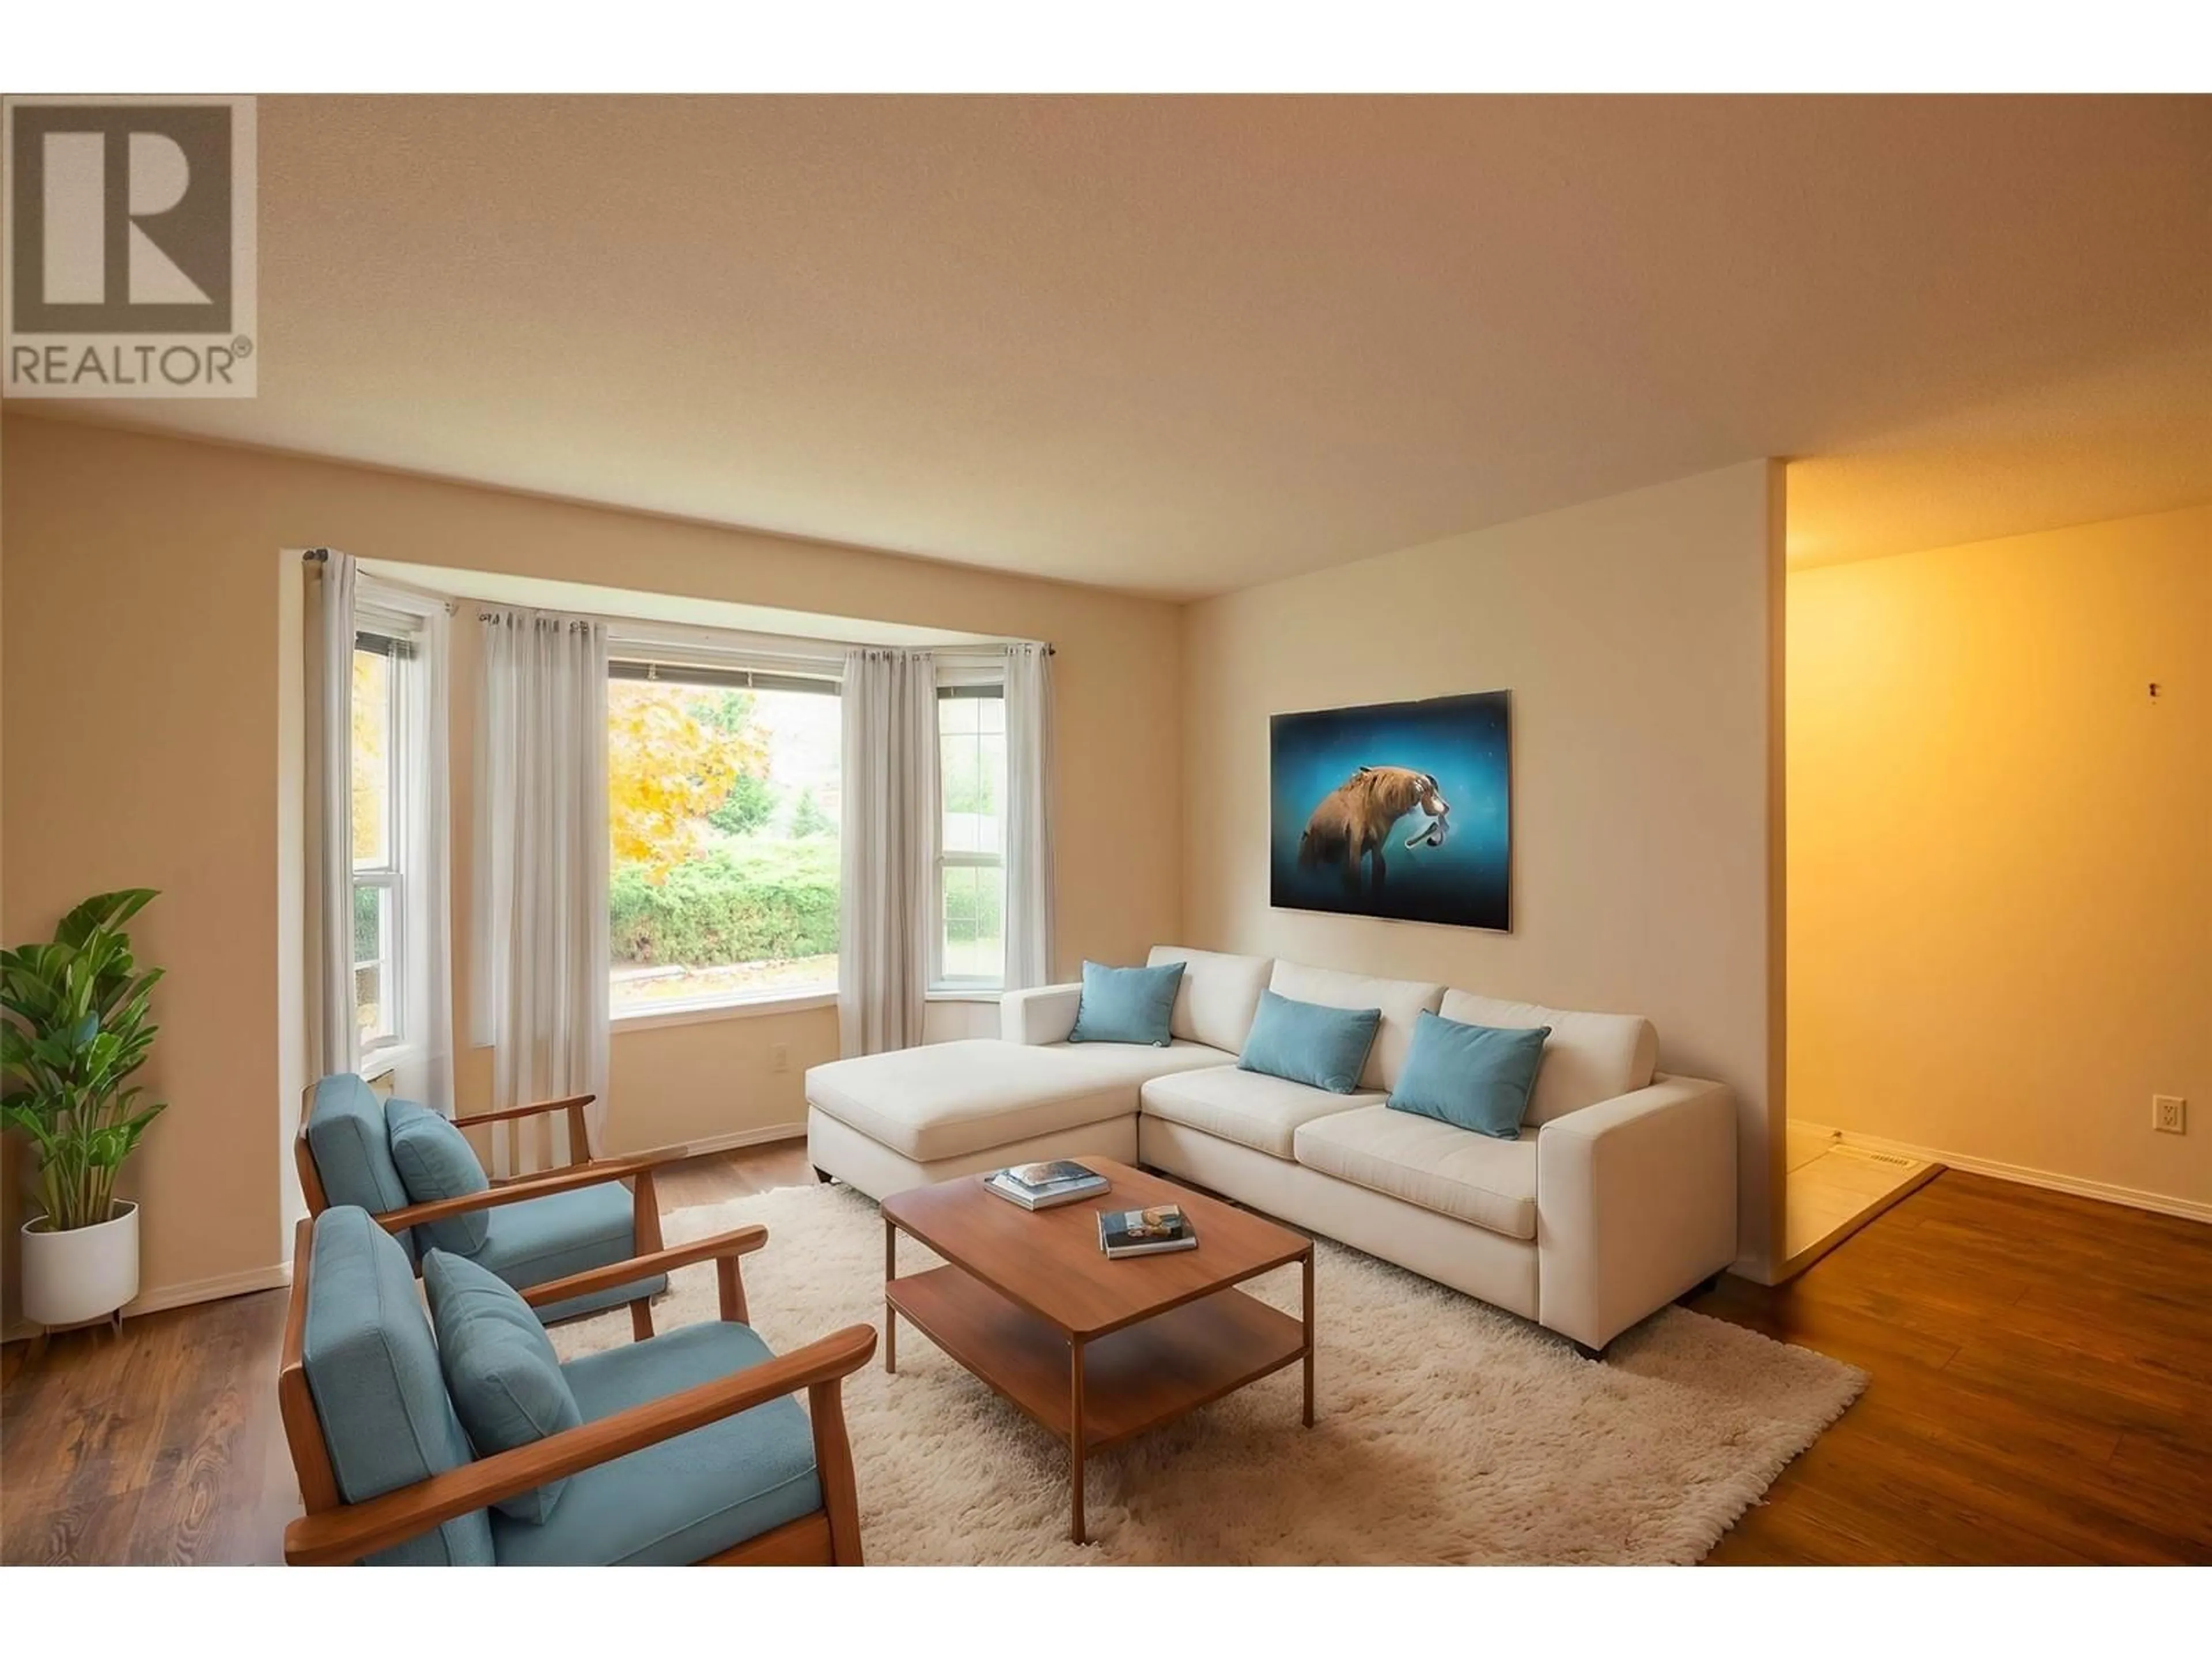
[1268,692,1511,931]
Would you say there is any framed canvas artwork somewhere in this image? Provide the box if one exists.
[1269,691,1512,931]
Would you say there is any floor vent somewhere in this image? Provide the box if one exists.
[1859,1150,1917,1168]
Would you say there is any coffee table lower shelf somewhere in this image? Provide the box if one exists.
[884,1263,1311,1543]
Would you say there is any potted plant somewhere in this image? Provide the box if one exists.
[2,889,167,1330]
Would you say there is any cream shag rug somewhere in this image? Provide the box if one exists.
[549,1184,1863,1565]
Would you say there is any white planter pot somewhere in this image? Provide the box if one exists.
[21,1201,141,1328]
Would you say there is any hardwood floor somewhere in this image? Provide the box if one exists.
[1696,1171,2212,1564]
[3,1146,2205,1565]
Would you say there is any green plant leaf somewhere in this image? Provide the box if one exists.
[3,891,163,1225]
[54,889,157,950]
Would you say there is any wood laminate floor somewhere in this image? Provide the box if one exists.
[3,1148,2206,1565]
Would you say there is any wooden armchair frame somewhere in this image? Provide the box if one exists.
[277,1216,877,1566]
[293,1086,685,1336]
[294,1085,600,1215]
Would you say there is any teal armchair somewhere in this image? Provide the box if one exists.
[296,1072,672,1326]
[278,1205,876,1566]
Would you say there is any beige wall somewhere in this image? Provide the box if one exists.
[1,415,13,1317]
[1180,461,1787,1279]
[1789,504,2211,1214]
[0,414,1184,1321]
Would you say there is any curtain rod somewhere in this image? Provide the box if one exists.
[304,549,457,615]
[304,550,1054,654]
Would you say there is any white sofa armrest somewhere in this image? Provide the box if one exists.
[1535,1073,1737,1350]
[1001,983,1083,1046]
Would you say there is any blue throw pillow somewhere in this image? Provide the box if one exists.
[1067,960,1185,1047]
[422,1249,582,1524]
[1388,1010,1552,1139]
[1238,989,1382,1094]
[387,1099,491,1256]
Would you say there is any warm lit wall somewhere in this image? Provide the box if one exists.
[1180,461,1787,1279]
[0,415,1184,1321]
[1789,504,2211,1215]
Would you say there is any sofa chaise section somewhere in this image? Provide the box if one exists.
[805,1035,1232,1200]
[805,947,1275,1198]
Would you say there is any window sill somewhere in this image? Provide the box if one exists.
[357,1045,413,1085]
[927,986,1003,1003]
[611,989,837,1033]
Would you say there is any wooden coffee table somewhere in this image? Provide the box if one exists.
[881,1155,1315,1544]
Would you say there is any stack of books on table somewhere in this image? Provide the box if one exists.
[983,1159,1110,1210]
[1097,1203,1199,1259]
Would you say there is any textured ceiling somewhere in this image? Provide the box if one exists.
[16,95,2210,594]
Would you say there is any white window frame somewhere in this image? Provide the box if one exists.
[931,665,1008,995]
[351,626,414,1073]
[603,643,844,1023]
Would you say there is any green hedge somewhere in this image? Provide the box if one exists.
[610,840,839,965]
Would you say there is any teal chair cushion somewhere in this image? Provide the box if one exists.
[491,1323,821,1565]
[306,1074,416,1260]
[1066,959,1185,1046]
[300,1207,494,1566]
[422,1250,582,1523]
[387,1099,492,1255]
[1239,988,1384,1094]
[474,1183,667,1324]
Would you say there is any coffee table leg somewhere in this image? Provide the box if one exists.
[1302,1247,1316,1427]
[1069,1336,1087,1545]
[883,1218,896,1374]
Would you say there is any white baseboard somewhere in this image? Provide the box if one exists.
[3,1260,294,1342]
[653,1121,808,1160]
[1834,1129,2212,1225]
[126,1262,295,1316]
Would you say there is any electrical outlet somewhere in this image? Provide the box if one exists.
[770,1043,790,1075]
[2153,1095,2186,1135]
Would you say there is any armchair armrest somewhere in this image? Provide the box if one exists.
[371,1149,672,1235]
[521,1225,770,1324]
[281,1322,880,1565]
[452,1093,596,1164]
[1002,982,1083,1044]
[1535,1074,1737,1350]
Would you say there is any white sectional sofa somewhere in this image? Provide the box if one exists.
[805,945,1737,1353]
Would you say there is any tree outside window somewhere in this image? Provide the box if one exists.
[607,673,842,1015]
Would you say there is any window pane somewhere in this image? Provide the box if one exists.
[353,881,381,963]
[940,863,1006,983]
[608,679,841,1013]
[353,882,395,1045]
[351,649,392,868]
[940,691,1006,857]
[354,963,382,1035]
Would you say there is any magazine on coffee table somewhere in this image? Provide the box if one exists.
[1098,1203,1199,1258]
[984,1159,1110,1210]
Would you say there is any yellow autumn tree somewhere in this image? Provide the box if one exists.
[350,650,388,861]
[607,684,767,879]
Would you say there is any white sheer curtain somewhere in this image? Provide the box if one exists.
[1002,642,1056,990]
[838,648,939,1056]
[304,550,359,1085]
[472,606,611,1173]
[358,578,456,1114]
